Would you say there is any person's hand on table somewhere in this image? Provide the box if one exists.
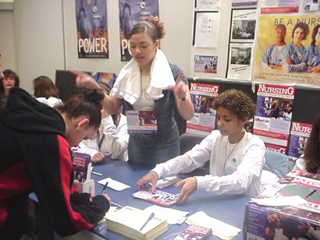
[174,177,197,204]
[137,171,159,193]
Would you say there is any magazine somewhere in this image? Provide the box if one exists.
[133,187,179,207]
[174,224,212,240]
[72,152,91,183]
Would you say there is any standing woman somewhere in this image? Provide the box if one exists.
[307,24,320,73]
[282,22,309,72]
[0,69,20,111]
[75,16,194,166]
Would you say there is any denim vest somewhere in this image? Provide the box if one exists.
[125,63,187,166]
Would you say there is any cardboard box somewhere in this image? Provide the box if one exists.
[244,170,320,240]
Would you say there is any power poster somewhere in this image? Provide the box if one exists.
[119,0,159,61]
[186,82,219,136]
[253,84,295,154]
[75,0,108,58]
[253,14,320,85]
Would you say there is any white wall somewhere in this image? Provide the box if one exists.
[0,5,17,74]
[13,0,65,92]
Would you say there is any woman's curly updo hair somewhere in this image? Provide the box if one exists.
[214,89,255,121]
[129,16,166,42]
[55,88,104,129]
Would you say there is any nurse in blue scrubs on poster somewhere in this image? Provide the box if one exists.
[282,22,309,72]
[307,24,320,73]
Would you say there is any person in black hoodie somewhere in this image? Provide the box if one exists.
[0,87,110,239]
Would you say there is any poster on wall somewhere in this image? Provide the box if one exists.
[253,84,295,154]
[260,0,299,14]
[230,8,257,43]
[195,0,221,9]
[232,0,257,7]
[287,122,312,162]
[75,0,109,58]
[227,43,253,80]
[253,14,320,84]
[119,0,159,61]
[186,82,219,136]
[194,55,218,74]
[303,0,320,12]
[193,11,220,48]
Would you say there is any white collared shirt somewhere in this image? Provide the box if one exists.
[152,130,266,197]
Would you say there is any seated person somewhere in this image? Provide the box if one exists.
[137,89,266,203]
[293,111,320,173]
[33,75,63,107]
[76,83,129,162]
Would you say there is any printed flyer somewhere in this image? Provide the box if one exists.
[260,0,299,14]
[227,43,253,80]
[126,110,157,135]
[253,14,320,85]
[232,0,257,7]
[75,0,108,58]
[287,122,312,161]
[230,8,257,43]
[186,82,219,136]
[119,0,159,61]
[253,84,295,151]
[194,55,218,74]
[193,11,220,48]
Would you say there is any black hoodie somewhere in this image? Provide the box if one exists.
[0,88,109,239]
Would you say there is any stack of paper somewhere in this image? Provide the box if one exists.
[186,211,241,240]
[104,206,168,240]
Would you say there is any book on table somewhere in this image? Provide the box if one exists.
[104,206,168,240]
[132,187,179,207]
[173,224,212,240]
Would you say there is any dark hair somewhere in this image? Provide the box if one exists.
[33,75,60,98]
[304,112,320,173]
[311,24,320,46]
[98,82,121,127]
[0,69,20,93]
[276,24,286,33]
[214,89,255,121]
[129,16,166,42]
[55,88,104,129]
[291,22,309,40]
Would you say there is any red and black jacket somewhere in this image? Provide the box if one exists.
[0,88,109,238]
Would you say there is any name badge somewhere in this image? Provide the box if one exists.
[126,110,157,135]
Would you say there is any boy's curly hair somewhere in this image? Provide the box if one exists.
[214,89,255,121]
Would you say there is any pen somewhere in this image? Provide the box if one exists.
[139,212,155,231]
[91,171,103,176]
[101,181,108,194]
[111,202,123,209]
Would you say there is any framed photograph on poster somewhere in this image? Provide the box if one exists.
[230,8,257,43]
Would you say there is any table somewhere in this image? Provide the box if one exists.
[89,159,250,240]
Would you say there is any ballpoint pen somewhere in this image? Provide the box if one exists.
[139,212,155,231]
[101,181,108,194]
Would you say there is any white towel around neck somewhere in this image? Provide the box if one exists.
[110,49,175,105]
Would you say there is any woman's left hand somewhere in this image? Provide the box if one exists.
[167,71,188,100]
[174,177,197,204]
